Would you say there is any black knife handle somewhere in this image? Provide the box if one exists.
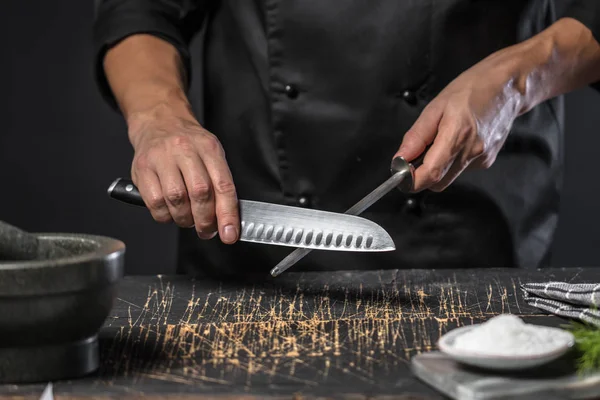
[107,178,147,208]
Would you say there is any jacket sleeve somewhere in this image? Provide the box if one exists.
[92,0,209,111]
[561,0,600,91]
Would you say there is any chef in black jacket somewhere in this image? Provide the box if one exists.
[93,1,600,278]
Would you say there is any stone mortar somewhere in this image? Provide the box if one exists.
[0,233,125,384]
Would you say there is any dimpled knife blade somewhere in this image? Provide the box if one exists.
[106,178,395,252]
[269,156,415,277]
[239,200,395,251]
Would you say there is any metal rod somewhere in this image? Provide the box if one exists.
[269,170,409,277]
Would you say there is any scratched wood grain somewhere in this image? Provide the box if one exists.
[0,268,595,399]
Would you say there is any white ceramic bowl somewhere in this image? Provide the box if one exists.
[437,324,576,371]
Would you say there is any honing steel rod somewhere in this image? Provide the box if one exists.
[270,155,419,277]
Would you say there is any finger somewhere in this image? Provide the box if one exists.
[131,166,138,184]
[412,114,466,192]
[176,153,218,239]
[395,102,444,162]
[196,134,240,245]
[428,154,471,192]
[135,170,172,224]
[155,163,194,228]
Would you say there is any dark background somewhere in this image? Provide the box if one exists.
[2,1,598,275]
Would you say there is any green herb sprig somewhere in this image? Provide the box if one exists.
[564,319,600,375]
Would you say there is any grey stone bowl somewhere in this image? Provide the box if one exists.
[0,233,125,384]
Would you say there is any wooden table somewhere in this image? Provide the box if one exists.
[0,267,595,399]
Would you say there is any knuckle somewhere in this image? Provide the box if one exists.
[196,219,217,232]
[174,215,194,228]
[426,166,444,183]
[402,133,427,149]
[134,154,151,170]
[199,134,224,155]
[165,187,188,205]
[151,210,172,223]
[214,179,236,196]
[168,204,193,225]
[170,135,195,153]
[147,194,166,210]
[189,181,212,201]
[216,213,239,228]
[216,208,239,221]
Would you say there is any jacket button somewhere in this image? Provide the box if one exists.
[403,196,422,215]
[298,196,310,207]
[285,84,299,99]
[402,90,417,106]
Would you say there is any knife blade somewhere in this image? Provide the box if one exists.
[107,178,396,252]
[269,155,419,277]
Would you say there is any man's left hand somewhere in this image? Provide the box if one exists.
[394,43,538,192]
[395,17,600,193]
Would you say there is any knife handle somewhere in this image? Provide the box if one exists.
[107,178,147,208]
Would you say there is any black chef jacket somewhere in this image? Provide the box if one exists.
[93,0,600,279]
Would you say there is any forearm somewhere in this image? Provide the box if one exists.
[511,17,600,112]
[103,34,196,144]
[99,29,239,243]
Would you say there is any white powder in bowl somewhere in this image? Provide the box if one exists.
[452,314,569,356]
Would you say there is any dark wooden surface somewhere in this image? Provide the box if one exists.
[1,267,598,399]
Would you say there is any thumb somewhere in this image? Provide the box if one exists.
[395,103,443,162]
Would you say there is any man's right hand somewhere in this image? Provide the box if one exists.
[102,34,240,244]
[128,106,240,243]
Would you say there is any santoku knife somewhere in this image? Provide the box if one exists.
[107,179,396,252]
